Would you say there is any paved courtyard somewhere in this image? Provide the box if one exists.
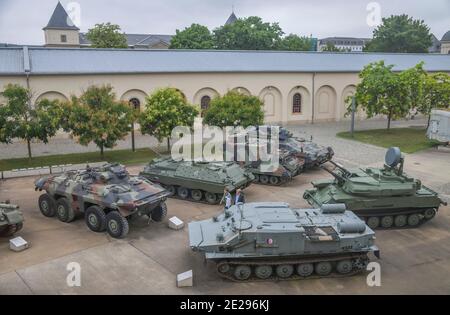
[1,118,450,295]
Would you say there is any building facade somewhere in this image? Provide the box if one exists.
[441,31,450,54]
[317,37,371,52]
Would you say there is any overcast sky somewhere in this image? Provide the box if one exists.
[0,0,449,45]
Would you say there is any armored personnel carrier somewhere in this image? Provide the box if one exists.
[304,147,447,229]
[189,202,379,282]
[35,163,170,238]
[0,201,24,237]
[140,158,254,204]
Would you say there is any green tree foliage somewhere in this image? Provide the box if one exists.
[203,91,264,128]
[169,24,214,49]
[86,22,128,48]
[353,61,410,130]
[139,88,199,148]
[365,15,432,53]
[421,72,450,124]
[213,16,284,50]
[399,62,427,114]
[63,85,133,157]
[321,42,342,52]
[277,34,313,51]
[0,84,62,159]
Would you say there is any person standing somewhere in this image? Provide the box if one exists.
[221,188,232,210]
[234,189,245,204]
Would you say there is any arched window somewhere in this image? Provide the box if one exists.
[129,98,141,111]
[292,93,302,113]
[201,95,211,111]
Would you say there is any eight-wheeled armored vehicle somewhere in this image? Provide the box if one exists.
[304,147,447,229]
[140,158,254,204]
[189,202,379,282]
[0,201,24,237]
[34,163,170,238]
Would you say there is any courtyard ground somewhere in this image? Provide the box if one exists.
[1,118,449,295]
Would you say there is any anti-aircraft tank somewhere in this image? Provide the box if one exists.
[0,201,24,237]
[304,147,447,229]
[34,163,170,238]
[140,158,255,204]
[189,202,379,282]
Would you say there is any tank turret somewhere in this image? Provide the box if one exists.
[0,202,24,237]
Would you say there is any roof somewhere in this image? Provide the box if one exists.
[79,33,173,47]
[442,30,450,42]
[43,2,79,30]
[225,12,238,25]
[319,37,371,45]
[0,47,449,76]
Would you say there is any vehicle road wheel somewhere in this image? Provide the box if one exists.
[85,206,106,232]
[296,263,314,277]
[234,265,252,281]
[38,193,56,217]
[315,261,332,276]
[259,175,269,185]
[106,211,129,238]
[380,216,394,229]
[205,192,218,204]
[218,263,231,274]
[55,198,76,223]
[151,202,167,222]
[336,260,353,274]
[166,185,176,196]
[407,214,420,227]
[394,215,407,228]
[269,176,280,185]
[366,217,380,229]
[255,265,273,280]
[424,208,436,220]
[191,189,203,201]
[0,223,22,237]
[177,187,189,199]
[253,174,260,183]
[275,264,293,278]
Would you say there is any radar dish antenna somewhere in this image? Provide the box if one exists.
[385,147,402,168]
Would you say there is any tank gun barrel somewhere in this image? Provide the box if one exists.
[320,165,346,185]
[328,160,351,177]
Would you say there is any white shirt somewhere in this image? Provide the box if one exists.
[225,193,232,208]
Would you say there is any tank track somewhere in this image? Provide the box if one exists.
[215,252,370,282]
[357,207,439,230]
[0,223,23,237]
[159,184,223,205]
[252,174,291,186]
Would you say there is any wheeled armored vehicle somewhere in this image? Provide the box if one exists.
[35,163,170,238]
[189,202,379,282]
[304,147,447,229]
[0,201,24,237]
[140,158,254,204]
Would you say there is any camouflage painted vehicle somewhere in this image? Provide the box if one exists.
[189,202,379,282]
[304,147,447,229]
[0,201,24,237]
[34,163,170,238]
[140,158,254,204]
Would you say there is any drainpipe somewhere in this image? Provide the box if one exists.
[311,72,316,124]
[23,46,32,106]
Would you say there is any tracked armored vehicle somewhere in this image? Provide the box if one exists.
[35,163,170,238]
[0,202,24,237]
[304,147,447,229]
[140,158,254,204]
[189,202,379,282]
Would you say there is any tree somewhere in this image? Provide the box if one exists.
[399,62,427,118]
[352,61,409,130]
[213,16,284,50]
[86,23,128,48]
[203,91,264,128]
[169,24,214,49]
[139,88,199,149]
[277,34,313,51]
[321,42,342,52]
[0,84,62,159]
[365,15,432,53]
[63,85,133,157]
[421,72,450,126]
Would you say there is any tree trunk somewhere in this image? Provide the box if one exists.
[387,109,392,130]
[427,114,431,129]
[131,128,136,152]
[100,144,104,158]
[27,139,32,160]
[167,137,171,151]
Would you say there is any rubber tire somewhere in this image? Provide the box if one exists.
[269,176,280,185]
[38,193,56,217]
[85,206,106,232]
[275,264,294,278]
[296,263,314,277]
[407,214,420,227]
[191,190,203,201]
[234,265,252,281]
[394,215,407,227]
[380,216,394,228]
[254,265,273,280]
[166,185,176,196]
[105,211,129,239]
[259,175,269,185]
[367,217,380,229]
[424,208,436,220]
[336,260,353,274]
[253,174,260,183]
[205,192,218,204]
[177,187,189,199]
[55,197,76,223]
[0,223,22,237]
[315,261,332,276]
[151,202,167,222]
[218,263,231,274]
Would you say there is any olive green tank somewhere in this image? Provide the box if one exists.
[304,147,447,229]
[0,201,24,237]
[140,158,255,204]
